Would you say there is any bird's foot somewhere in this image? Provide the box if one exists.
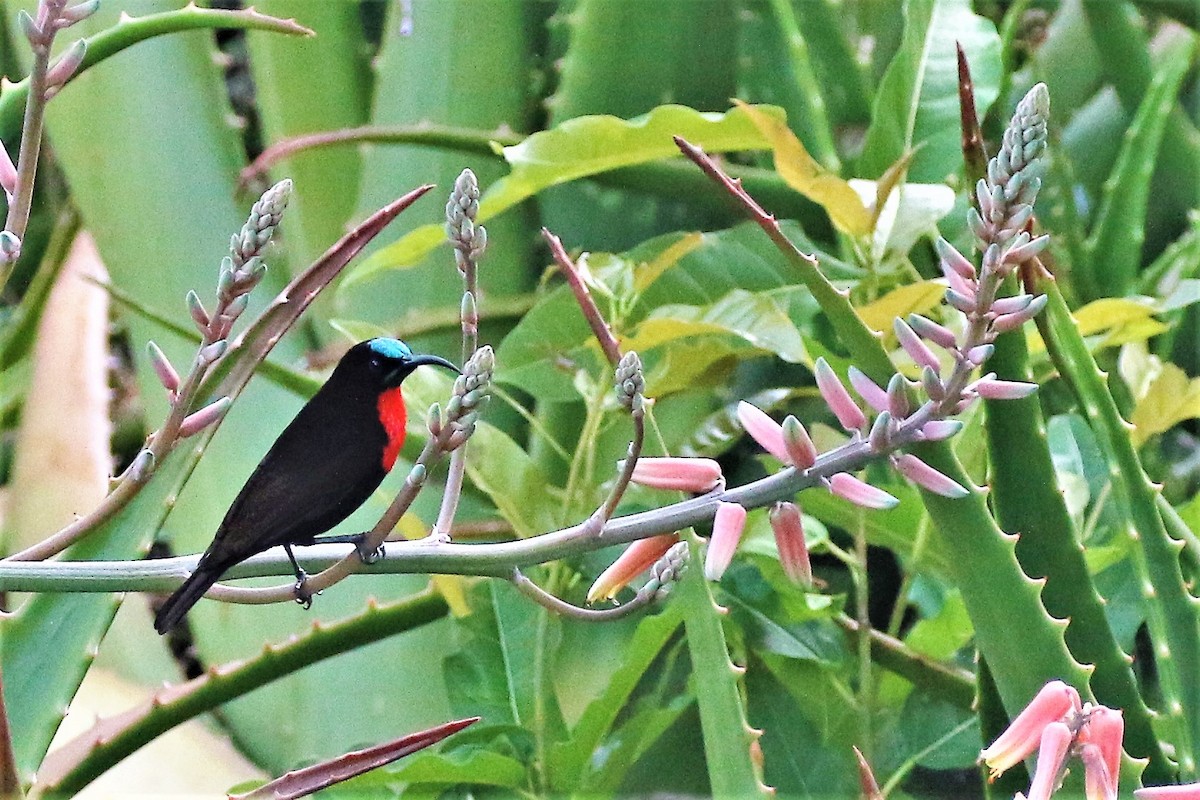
[356,540,385,565]
[293,571,314,609]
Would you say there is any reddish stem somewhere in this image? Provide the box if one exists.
[541,227,622,367]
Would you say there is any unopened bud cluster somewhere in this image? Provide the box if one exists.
[445,169,487,276]
[615,351,645,413]
[643,541,689,602]
[435,345,494,450]
[231,179,292,271]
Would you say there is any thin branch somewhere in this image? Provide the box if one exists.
[511,568,657,622]
[541,227,622,367]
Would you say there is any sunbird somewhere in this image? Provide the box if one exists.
[154,338,458,634]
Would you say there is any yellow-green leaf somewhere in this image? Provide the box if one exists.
[733,99,871,236]
[1073,297,1156,336]
[1131,362,1200,445]
[857,280,947,335]
[345,104,782,286]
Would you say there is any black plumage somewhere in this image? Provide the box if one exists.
[153,338,456,634]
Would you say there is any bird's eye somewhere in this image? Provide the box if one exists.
[369,355,384,370]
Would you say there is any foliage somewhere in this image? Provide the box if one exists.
[0,0,1198,798]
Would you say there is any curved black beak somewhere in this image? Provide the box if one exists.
[409,354,461,374]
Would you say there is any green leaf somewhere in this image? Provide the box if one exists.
[345,104,783,285]
[385,748,528,788]
[1084,35,1196,299]
[626,289,807,363]
[547,604,683,790]
[858,0,1002,183]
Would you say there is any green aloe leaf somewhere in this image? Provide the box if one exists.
[1083,35,1195,300]
[858,0,1002,183]
[344,104,784,286]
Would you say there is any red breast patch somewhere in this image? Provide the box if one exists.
[377,387,407,471]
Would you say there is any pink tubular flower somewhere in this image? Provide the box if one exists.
[974,378,1039,400]
[588,533,679,602]
[0,139,16,198]
[919,420,963,441]
[769,501,811,585]
[178,396,231,437]
[1079,706,1123,800]
[894,317,941,371]
[630,457,722,493]
[828,473,899,510]
[1136,784,1200,799]
[980,680,1082,779]
[1027,721,1073,800]
[848,366,889,413]
[814,357,867,431]
[704,502,747,580]
[908,313,959,349]
[894,453,968,498]
[737,401,790,464]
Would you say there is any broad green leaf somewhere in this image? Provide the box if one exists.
[547,604,683,790]
[856,280,947,335]
[732,100,870,235]
[346,104,784,284]
[849,179,956,260]
[625,289,807,363]
[858,0,1002,184]
[1130,362,1200,446]
[634,232,704,293]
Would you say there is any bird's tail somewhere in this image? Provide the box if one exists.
[154,564,221,635]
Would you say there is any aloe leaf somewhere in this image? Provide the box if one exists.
[1083,35,1195,300]
[0,4,311,138]
[245,0,370,337]
[344,105,782,286]
[676,553,770,797]
[984,283,1171,780]
[35,591,450,796]
[858,0,1002,183]
[1034,270,1200,779]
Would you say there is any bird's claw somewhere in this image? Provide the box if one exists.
[356,541,385,565]
[293,571,313,609]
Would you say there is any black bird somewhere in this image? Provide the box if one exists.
[153,338,458,634]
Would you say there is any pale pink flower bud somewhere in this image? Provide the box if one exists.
[588,533,679,602]
[1135,784,1200,799]
[921,365,945,401]
[974,378,1038,400]
[1027,721,1074,800]
[895,318,941,371]
[45,38,86,87]
[782,415,818,469]
[895,453,968,498]
[737,401,790,464]
[814,358,866,431]
[945,289,977,314]
[935,237,977,280]
[0,140,16,198]
[828,473,899,510]
[629,457,723,493]
[770,502,811,585]
[940,259,976,297]
[147,340,180,394]
[186,290,210,330]
[991,295,1049,332]
[991,294,1035,315]
[178,396,231,437]
[704,502,747,580]
[908,314,958,349]
[919,420,963,441]
[1003,233,1050,265]
[980,680,1081,779]
[967,344,994,365]
[868,411,892,452]
[1079,706,1123,800]
[848,366,889,413]
[886,374,911,418]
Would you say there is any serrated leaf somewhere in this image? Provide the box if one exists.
[856,280,947,335]
[345,104,784,284]
[732,100,870,235]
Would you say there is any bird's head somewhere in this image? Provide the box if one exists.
[340,338,460,390]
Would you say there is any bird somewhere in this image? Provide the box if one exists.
[153,338,459,634]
